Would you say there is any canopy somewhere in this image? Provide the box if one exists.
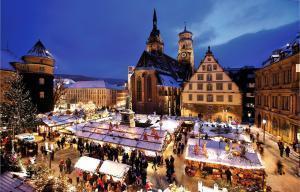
[99,160,130,180]
[74,156,101,172]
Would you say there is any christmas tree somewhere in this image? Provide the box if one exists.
[0,73,38,139]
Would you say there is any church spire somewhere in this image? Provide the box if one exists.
[153,9,157,29]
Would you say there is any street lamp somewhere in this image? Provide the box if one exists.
[262,119,267,143]
[248,112,251,126]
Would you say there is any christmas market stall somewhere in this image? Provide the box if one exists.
[99,160,131,181]
[74,156,101,173]
[185,138,265,191]
[74,121,170,157]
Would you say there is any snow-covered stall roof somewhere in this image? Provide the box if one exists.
[99,160,130,180]
[0,172,35,192]
[75,121,168,153]
[185,139,264,170]
[41,115,78,128]
[74,156,101,172]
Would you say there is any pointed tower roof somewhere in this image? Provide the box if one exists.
[26,40,53,59]
[179,23,192,35]
[206,46,213,55]
[153,9,157,28]
[149,9,160,37]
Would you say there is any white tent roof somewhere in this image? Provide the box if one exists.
[99,160,130,179]
[74,156,101,172]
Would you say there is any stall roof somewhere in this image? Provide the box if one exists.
[185,138,264,170]
[74,156,101,172]
[0,172,35,192]
[99,160,130,179]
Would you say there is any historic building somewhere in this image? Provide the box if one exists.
[64,80,127,108]
[255,36,300,144]
[11,40,55,113]
[181,47,242,122]
[0,49,18,103]
[131,10,193,115]
[226,66,258,123]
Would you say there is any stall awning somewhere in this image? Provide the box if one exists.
[0,172,35,192]
[74,156,101,172]
[99,160,130,179]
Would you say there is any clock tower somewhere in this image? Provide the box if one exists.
[177,25,194,71]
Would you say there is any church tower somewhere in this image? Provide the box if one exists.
[146,9,164,54]
[177,25,194,71]
[11,40,55,113]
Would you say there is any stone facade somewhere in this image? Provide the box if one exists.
[255,37,300,144]
[181,47,242,122]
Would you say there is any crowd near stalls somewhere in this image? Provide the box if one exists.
[184,121,266,192]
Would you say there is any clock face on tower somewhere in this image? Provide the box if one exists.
[181,52,187,58]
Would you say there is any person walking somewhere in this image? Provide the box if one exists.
[279,145,284,157]
[285,146,290,157]
[152,155,157,171]
[66,157,72,173]
[225,169,232,184]
[277,160,284,175]
[59,159,65,173]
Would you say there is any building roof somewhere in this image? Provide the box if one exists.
[0,172,35,192]
[68,80,125,90]
[262,34,299,66]
[135,51,191,83]
[25,40,53,59]
[0,49,20,71]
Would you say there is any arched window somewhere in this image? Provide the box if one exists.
[137,77,142,102]
[147,76,152,101]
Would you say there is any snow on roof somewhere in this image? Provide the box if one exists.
[67,80,125,90]
[1,49,19,71]
[186,138,264,170]
[158,74,181,88]
[26,40,53,59]
[0,172,35,192]
[99,160,130,179]
[75,156,101,172]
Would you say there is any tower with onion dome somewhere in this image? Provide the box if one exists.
[11,40,55,112]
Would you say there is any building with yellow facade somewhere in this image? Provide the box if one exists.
[255,36,300,144]
[181,47,242,122]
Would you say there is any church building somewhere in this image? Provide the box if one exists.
[181,47,242,122]
[131,10,194,115]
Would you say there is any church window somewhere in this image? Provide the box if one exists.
[39,91,45,99]
[39,78,45,85]
[207,65,212,71]
[207,94,213,102]
[216,73,223,80]
[207,74,212,81]
[147,76,152,101]
[207,84,213,91]
[216,83,223,90]
[137,78,142,102]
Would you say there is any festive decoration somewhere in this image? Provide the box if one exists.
[143,132,148,140]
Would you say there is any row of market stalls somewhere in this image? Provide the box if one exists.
[71,121,171,156]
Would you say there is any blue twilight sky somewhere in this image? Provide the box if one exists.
[1,0,299,79]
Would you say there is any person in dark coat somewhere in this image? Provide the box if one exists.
[180,143,185,154]
[285,146,290,157]
[279,145,284,157]
[225,169,232,184]
[66,157,72,173]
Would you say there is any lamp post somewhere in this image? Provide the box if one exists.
[262,119,267,143]
[248,112,251,124]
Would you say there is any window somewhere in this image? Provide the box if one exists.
[197,83,203,90]
[39,66,45,72]
[39,78,45,85]
[197,74,204,80]
[207,94,213,102]
[228,83,232,90]
[281,96,290,110]
[147,76,152,100]
[189,83,193,90]
[272,96,278,108]
[137,78,142,102]
[207,65,212,71]
[272,73,279,86]
[39,91,45,99]
[207,84,213,91]
[197,94,204,101]
[216,73,223,80]
[216,95,223,102]
[207,57,211,61]
[207,74,212,81]
[216,83,223,90]
[213,65,217,70]
[283,69,292,84]
[188,94,193,101]
[202,65,206,71]
[228,95,233,102]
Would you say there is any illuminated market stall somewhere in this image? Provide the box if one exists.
[99,160,131,181]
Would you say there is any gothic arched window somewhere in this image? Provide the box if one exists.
[147,76,152,101]
[137,77,142,102]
